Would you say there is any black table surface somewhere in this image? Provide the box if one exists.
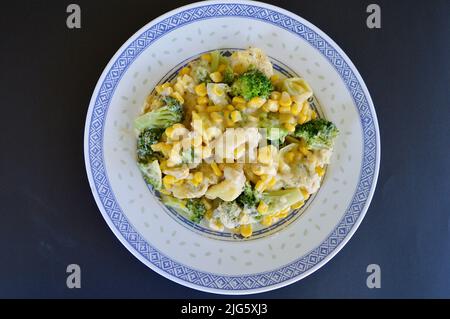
[1,0,449,298]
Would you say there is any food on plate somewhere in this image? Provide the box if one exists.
[134,47,339,238]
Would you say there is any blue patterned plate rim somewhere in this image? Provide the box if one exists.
[84,0,380,295]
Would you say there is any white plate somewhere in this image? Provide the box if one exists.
[84,0,380,295]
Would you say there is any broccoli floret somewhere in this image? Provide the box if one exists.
[134,97,184,130]
[191,60,211,83]
[231,69,274,100]
[236,182,261,209]
[137,128,164,163]
[222,67,235,85]
[186,199,207,223]
[261,188,304,216]
[294,119,339,150]
[161,195,206,224]
[138,160,162,190]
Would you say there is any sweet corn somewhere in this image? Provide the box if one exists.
[197,96,209,105]
[279,105,291,114]
[280,92,292,108]
[232,96,246,106]
[231,110,242,123]
[301,102,310,116]
[267,176,277,188]
[195,104,207,112]
[202,198,213,210]
[270,91,281,100]
[172,92,184,104]
[270,74,280,85]
[240,224,253,238]
[280,113,295,124]
[316,166,325,177]
[300,188,310,200]
[276,207,290,219]
[298,142,312,157]
[179,67,191,76]
[311,111,318,120]
[210,112,223,123]
[291,102,302,116]
[247,97,266,109]
[192,171,204,185]
[218,64,227,72]
[174,82,185,95]
[235,103,247,111]
[210,72,223,83]
[252,165,265,176]
[205,209,214,220]
[261,215,274,227]
[211,162,223,177]
[284,123,296,133]
[258,201,269,214]
[258,146,276,165]
[201,53,212,62]
[195,83,207,97]
[298,113,308,125]
[255,180,267,192]
[266,99,279,112]
[206,105,222,113]
[163,175,176,189]
[291,201,305,210]
[233,63,246,74]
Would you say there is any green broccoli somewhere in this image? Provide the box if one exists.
[161,195,207,224]
[236,182,261,209]
[261,188,304,216]
[138,160,162,190]
[294,119,339,150]
[137,128,164,163]
[222,67,235,85]
[134,96,184,131]
[231,69,274,100]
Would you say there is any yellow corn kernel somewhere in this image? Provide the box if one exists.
[235,144,246,159]
[261,215,274,227]
[291,201,305,210]
[252,165,265,176]
[197,96,209,105]
[195,83,207,97]
[300,188,310,200]
[172,92,185,104]
[201,53,212,62]
[235,103,247,111]
[210,112,223,123]
[240,224,253,238]
[233,63,246,74]
[279,92,292,108]
[279,113,295,124]
[258,146,276,165]
[226,104,235,111]
[285,152,295,163]
[155,85,163,95]
[202,198,213,210]
[270,91,281,100]
[284,123,296,133]
[193,171,203,184]
[210,72,223,83]
[163,175,176,189]
[218,64,227,73]
[270,74,280,85]
[223,110,234,127]
[267,176,277,188]
[173,82,185,95]
[174,179,185,186]
[232,96,246,106]
[316,166,325,177]
[298,113,308,125]
[298,142,312,157]
[258,201,269,214]
[212,84,225,96]
[291,102,302,116]
[279,105,291,114]
[195,104,207,112]
[159,160,168,171]
[191,111,200,121]
[247,97,266,109]
[179,67,191,76]
[266,99,279,112]
[301,102,310,116]
[255,180,267,193]
[230,110,242,123]
[205,209,214,220]
[211,162,223,177]
[161,83,172,90]
[311,111,318,120]
[206,105,222,113]
[276,207,290,219]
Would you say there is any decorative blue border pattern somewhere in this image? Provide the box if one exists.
[88,3,377,291]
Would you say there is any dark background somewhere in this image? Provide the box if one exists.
[0,0,449,299]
